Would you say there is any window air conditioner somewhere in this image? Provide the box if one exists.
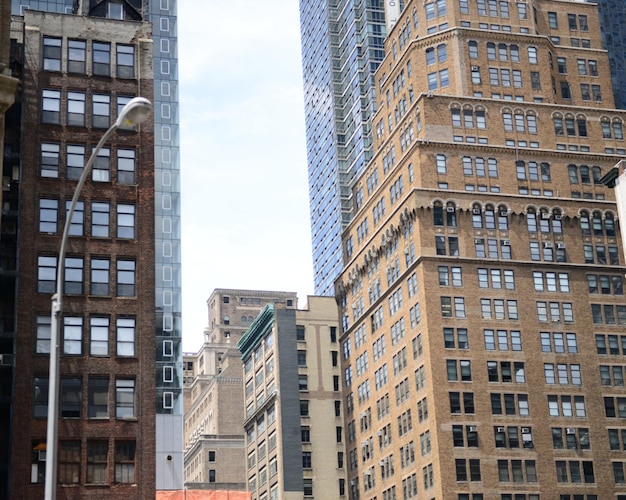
[471,65,480,71]
[447,206,455,212]
[543,242,553,248]
[497,426,505,433]
[556,242,566,249]
[473,208,482,214]
[502,240,511,246]
[566,428,576,435]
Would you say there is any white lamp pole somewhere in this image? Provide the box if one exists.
[44,97,152,500]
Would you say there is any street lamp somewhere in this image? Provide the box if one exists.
[44,97,152,500]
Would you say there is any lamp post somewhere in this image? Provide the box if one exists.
[44,97,152,500]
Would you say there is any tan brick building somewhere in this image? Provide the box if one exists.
[336,0,626,498]
[238,297,347,500]
[183,289,296,490]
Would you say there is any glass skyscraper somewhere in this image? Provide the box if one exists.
[299,0,387,295]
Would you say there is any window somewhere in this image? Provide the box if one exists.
[42,89,61,124]
[444,328,469,349]
[63,316,82,355]
[67,91,86,126]
[116,317,135,356]
[41,142,60,177]
[38,256,57,293]
[93,42,111,76]
[555,460,595,483]
[88,377,109,418]
[36,315,51,354]
[43,37,62,71]
[68,39,86,73]
[61,377,82,418]
[116,260,136,296]
[116,379,135,418]
[63,256,84,296]
[93,94,111,128]
[300,400,309,416]
[115,441,136,483]
[90,316,109,356]
[33,377,49,417]
[116,44,135,78]
[87,441,108,483]
[449,391,474,414]
[62,145,84,181]
[303,478,313,496]
[116,204,135,238]
[39,198,58,233]
[91,202,110,237]
[117,149,136,184]
[59,441,80,484]
[92,147,110,181]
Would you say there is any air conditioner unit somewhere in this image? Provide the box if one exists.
[376,431,383,436]
[350,480,355,485]
[471,65,480,71]
[497,426,505,433]
[566,428,576,435]
[475,238,483,244]
[499,210,508,217]
[543,242,553,248]
[521,427,531,433]
[502,240,511,246]
[556,242,566,249]
[554,214,562,220]
[469,425,478,432]
[379,460,386,466]
[427,91,434,98]
[473,208,482,214]
[447,206,455,212]
[541,213,551,219]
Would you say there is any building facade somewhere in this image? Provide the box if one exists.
[336,0,626,498]
[299,0,388,295]
[183,289,297,490]
[238,297,347,500]
[3,0,183,492]
[6,7,156,499]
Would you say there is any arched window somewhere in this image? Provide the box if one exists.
[487,42,496,60]
[472,204,483,229]
[539,210,551,233]
[223,315,230,325]
[241,316,248,326]
[433,201,444,226]
[485,205,496,229]
[469,41,478,59]
[592,166,602,184]
[580,211,590,236]
[526,209,537,233]
[498,43,508,61]
[552,210,563,234]
[606,213,616,237]
[497,206,509,230]
[446,202,457,227]
[510,45,519,62]
[592,211,603,237]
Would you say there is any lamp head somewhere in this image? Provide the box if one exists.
[115,96,153,128]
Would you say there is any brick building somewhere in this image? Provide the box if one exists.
[4,7,156,499]
[183,289,297,490]
[336,0,626,498]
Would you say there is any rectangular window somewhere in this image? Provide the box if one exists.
[115,379,135,418]
[87,441,108,483]
[115,441,136,483]
[116,317,135,356]
[116,260,136,296]
[67,39,86,73]
[33,377,49,417]
[92,147,110,182]
[64,256,83,294]
[91,202,110,237]
[117,149,136,184]
[93,94,111,128]
[65,201,84,236]
[63,316,82,355]
[39,198,58,233]
[43,37,62,71]
[90,316,109,355]
[41,142,60,177]
[117,204,135,238]
[67,91,86,126]
[38,255,57,293]
[42,89,61,124]
[88,377,109,418]
[61,377,82,418]
[93,42,111,76]
[116,44,135,78]
[59,441,80,484]
[66,144,85,180]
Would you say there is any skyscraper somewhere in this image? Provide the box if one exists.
[336,0,626,497]
[299,0,388,295]
[1,0,183,495]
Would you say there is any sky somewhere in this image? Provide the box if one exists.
[178,0,315,351]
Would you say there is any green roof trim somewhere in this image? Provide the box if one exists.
[237,304,275,360]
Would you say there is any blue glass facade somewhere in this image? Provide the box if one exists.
[300,0,386,295]
[148,0,184,489]
[11,0,74,14]
[591,0,626,109]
